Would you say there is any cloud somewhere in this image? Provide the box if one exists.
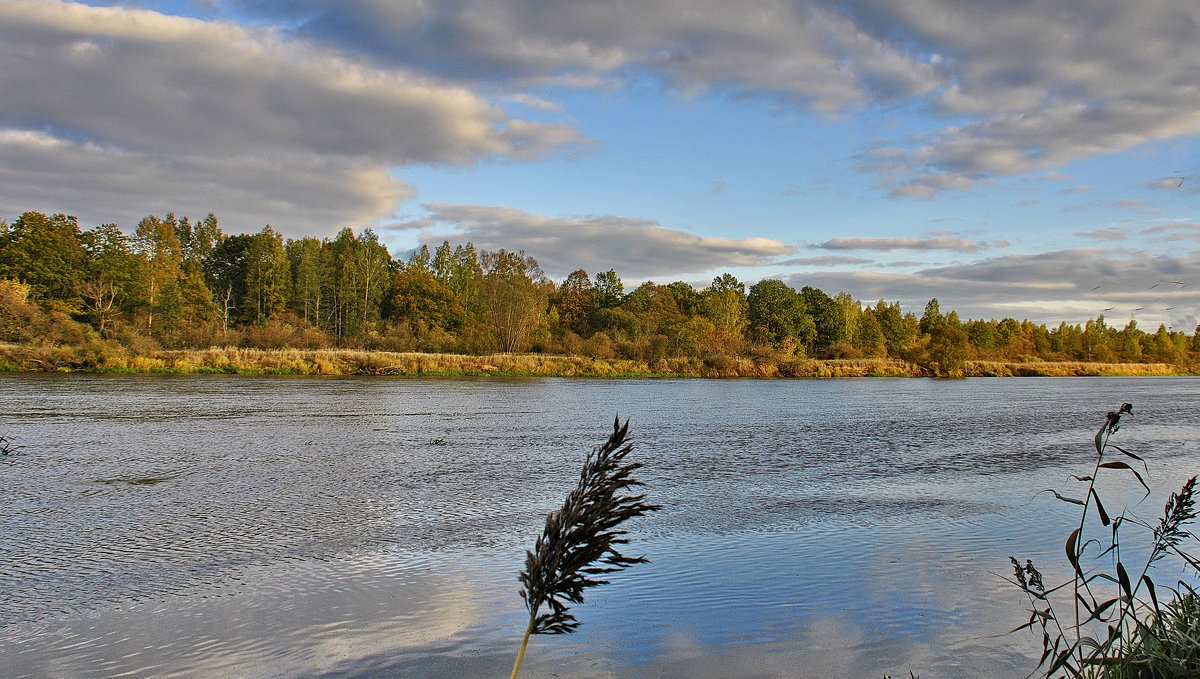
[777,256,874,267]
[1113,199,1157,214]
[395,203,794,279]
[13,0,1197,227]
[1150,177,1186,190]
[1143,222,1200,242]
[816,237,995,253]
[0,129,414,236]
[236,0,943,110]
[840,1,1200,195]
[1075,228,1127,242]
[781,249,1200,328]
[0,0,587,233]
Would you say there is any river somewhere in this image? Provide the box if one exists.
[2,374,1198,678]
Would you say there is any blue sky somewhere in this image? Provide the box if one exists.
[2,1,1199,328]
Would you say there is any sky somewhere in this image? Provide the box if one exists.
[2,0,1199,329]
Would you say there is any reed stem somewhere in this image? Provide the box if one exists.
[510,616,535,679]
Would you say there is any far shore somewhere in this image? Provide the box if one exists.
[0,343,1189,378]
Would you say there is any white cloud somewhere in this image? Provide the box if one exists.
[777,256,874,266]
[0,129,413,235]
[783,248,1200,328]
[1074,228,1127,242]
[817,237,996,253]
[0,0,586,233]
[395,203,794,278]
[235,1,1200,197]
[1143,222,1200,242]
[236,0,943,109]
[842,1,1200,195]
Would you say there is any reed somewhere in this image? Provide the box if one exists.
[0,342,1189,377]
[1010,403,1200,678]
[511,417,660,679]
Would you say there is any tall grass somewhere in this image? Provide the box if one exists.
[511,417,660,679]
[1010,403,1200,678]
[1,341,1188,377]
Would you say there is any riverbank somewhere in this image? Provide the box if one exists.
[0,342,1188,377]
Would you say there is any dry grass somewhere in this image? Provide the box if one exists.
[0,342,1190,378]
[968,360,1180,377]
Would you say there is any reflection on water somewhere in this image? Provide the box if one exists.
[1,375,1198,678]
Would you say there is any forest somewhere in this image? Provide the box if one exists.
[1,210,1198,376]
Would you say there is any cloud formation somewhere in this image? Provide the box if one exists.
[397,203,794,279]
[851,1,1200,196]
[0,0,586,233]
[236,0,942,110]
[816,237,997,253]
[1075,228,1127,242]
[234,0,1200,198]
[777,256,875,267]
[785,249,1200,329]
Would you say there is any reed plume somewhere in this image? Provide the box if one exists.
[511,416,660,679]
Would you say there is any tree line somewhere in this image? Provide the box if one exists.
[2,210,1198,373]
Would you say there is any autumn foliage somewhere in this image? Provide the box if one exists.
[1,210,1198,376]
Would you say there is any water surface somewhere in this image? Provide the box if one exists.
[2,375,1198,678]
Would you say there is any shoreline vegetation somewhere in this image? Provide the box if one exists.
[0,342,1186,378]
[3,210,1200,378]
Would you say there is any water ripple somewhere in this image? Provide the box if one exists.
[1,375,1198,678]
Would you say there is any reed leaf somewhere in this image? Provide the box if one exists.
[512,416,660,679]
[1012,403,1200,679]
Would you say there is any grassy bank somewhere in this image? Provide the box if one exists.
[0,342,1189,378]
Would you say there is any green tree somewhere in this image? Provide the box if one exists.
[481,249,550,352]
[872,300,912,357]
[80,223,145,334]
[855,307,886,355]
[622,282,688,353]
[800,286,839,355]
[1117,320,1144,362]
[919,298,944,335]
[204,233,252,333]
[287,236,331,327]
[1083,315,1116,362]
[965,319,998,353]
[436,242,484,321]
[593,269,625,309]
[133,214,184,332]
[556,269,595,336]
[747,279,808,344]
[832,292,860,347]
[701,273,748,339]
[666,281,702,317]
[328,228,392,337]
[389,246,466,335]
[0,211,86,311]
[243,226,292,324]
[925,324,970,376]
